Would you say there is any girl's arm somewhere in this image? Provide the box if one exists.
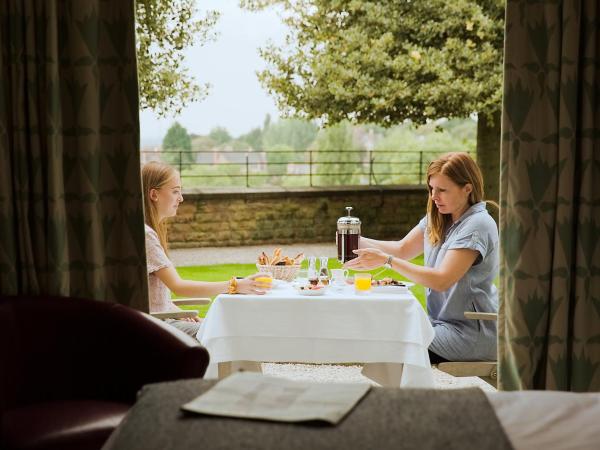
[359,224,425,260]
[345,247,479,292]
[154,266,270,297]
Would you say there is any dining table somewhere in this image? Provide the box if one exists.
[196,280,435,388]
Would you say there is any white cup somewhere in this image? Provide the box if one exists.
[330,268,348,286]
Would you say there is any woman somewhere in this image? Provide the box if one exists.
[142,161,270,337]
[345,152,498,363]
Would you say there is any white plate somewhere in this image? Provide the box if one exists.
[371,285,410,294]
[372,280,414,287]
[295,286,327,296]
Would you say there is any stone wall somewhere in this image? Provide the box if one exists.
[168,186,428,248]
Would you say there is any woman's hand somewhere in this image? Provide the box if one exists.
[344,248,388,270]
[236,272,273,295]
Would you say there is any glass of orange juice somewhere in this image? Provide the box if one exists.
[255,275,273,289]
[354,273,372,294]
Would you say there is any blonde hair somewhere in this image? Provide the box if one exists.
[426,152,496,246]
[142,161,178,252]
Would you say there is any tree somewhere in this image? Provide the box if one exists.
[263,113,272,131]
[373,121,476,184]
[238,127,263,151]
[262,118,318,151]
[208,127,233,145]
[135,0,219,116]
[265,144,295,180]
[439,118,478,145]
[312,122,360,186]
[241,0,504,200]
[190,135,217,152]
[162,122,193,170]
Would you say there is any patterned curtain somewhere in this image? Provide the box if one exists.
[0,0,148,311]
[499,0,600,390]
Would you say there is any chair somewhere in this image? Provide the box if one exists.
[150,298,211,320]
[435,312,498,388]
[0,295,210,450]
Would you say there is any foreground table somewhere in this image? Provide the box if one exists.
[103,379,513,450]
[196,283,435,388]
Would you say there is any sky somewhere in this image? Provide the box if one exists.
[139,1,287,147]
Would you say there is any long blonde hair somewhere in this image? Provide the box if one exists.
[426,152,494,246]
[142,161,178,252]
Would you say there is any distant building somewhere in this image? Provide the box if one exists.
[140,146,161,164]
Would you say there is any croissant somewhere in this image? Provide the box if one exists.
[256,248,303,266]
[269,248,282,265]
[292,252,305,264]
[257,251,270,265]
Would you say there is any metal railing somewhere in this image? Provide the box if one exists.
[140,149,474,188]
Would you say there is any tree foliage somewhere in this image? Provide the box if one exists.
[208,127,233,145]
[265,144,295,177]
[241,0,503,125]
[373,121,476,184]
[162,122,193,168]
[262,118,318,151]
[312,122,360,186]
[241,0,504,199]
[136,0,219,116]
[238,127,264,151]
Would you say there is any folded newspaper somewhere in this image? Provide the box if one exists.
[181,372,371,425]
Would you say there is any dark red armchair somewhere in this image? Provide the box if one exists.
[0,295,209,450]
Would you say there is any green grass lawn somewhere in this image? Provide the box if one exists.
[175,256,426,318]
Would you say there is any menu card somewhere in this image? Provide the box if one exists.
[181,372,370,425]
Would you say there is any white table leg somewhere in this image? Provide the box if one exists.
[218,361,263,379]
[361,363,404,387]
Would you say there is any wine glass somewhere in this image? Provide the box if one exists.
[307,256,319,285]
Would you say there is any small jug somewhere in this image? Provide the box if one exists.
[330,268,349,286]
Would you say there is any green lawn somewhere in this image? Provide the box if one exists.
[175,256,426,318]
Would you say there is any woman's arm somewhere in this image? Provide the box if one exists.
[360,224,424,260]
[345,247,479,292]
[154,266,270,297]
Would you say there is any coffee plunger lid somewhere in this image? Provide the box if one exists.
[337,206,361,232]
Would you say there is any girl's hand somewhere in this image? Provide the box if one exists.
[182,316,202,322]
[237,273,272,295]
[344,248,388,270]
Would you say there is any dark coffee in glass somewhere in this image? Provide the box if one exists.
[337,232,359,262]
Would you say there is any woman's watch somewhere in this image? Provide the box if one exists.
[384,254,393,269]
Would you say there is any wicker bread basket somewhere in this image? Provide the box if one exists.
[256,264,301,282]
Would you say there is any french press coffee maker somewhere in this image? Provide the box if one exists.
[336,206,361,263]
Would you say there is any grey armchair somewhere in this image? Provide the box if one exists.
[149,298,211,320]
[435,312,498,388]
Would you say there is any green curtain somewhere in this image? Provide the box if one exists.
[499,0,600,390]
[0,0,148,311]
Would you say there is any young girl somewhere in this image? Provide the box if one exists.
[345,152,499,363]
[142,161,271,337]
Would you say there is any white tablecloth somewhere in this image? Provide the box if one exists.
[197,283,435,388]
